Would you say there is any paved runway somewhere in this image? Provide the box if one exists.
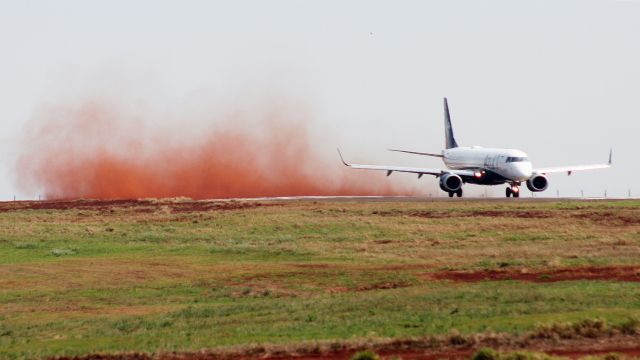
[225,195,637,203]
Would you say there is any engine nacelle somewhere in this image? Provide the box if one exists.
[439,173,463,192]
[526,174,549,192]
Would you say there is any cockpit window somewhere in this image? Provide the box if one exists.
[506,157,528,163]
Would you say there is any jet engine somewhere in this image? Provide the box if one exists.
[526,174,549,192]
[439,173,463,192]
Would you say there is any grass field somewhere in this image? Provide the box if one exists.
[0,198,639,359]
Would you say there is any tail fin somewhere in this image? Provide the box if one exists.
[444,97,459,149]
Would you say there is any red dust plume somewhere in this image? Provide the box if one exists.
[17,100,415,200]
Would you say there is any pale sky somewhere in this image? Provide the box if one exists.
[1,0,638,200]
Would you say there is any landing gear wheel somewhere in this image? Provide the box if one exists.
[448,192,454,198]
[456,189,463,198]
[513,189,520,198]
[505,187,512,198]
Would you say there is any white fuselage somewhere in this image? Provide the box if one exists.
[443,146,533,182]
[340,98,610,197]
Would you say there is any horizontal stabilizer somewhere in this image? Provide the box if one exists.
[388,149,443,158]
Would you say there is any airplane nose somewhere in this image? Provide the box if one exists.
[513,163,533,180]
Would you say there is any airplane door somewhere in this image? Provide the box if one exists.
[486,155,499,169]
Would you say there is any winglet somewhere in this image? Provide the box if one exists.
[337,148,350,166]
[608,148,613,165]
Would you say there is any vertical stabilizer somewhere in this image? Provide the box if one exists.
[444,97,459,149]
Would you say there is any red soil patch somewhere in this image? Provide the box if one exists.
[0,199,148,212]
[548,346,640,359]
[47,337,640,360]
[375,264,435,271]
[327,282,410,293]
[428,265,640,283]
[378,209,639,226]
[466,210,555,219]
[356,282,409,291]
[375,209,556,219]
[0,199,279,213]
[571,211,639,226]
[168,201,278,213]
[264,348,476,360]
[292,264,331,269]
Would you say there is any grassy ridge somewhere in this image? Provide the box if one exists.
[0,199,639,358]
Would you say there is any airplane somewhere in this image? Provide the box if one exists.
[338,98,611,198]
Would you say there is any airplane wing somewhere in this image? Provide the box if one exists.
[534,149,612,175]
[337,149,474,178]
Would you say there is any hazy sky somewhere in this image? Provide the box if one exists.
[1,0,638,200]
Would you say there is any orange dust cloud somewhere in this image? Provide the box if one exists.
[17,99,417,200]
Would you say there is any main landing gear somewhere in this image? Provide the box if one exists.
[448,189,463,198]
[505,185,520,198]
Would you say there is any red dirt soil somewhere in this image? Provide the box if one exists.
[380,209,639,225]
[0,199,280,213]
[47,337,640,360]
[428,266,640,283]
[404,210,556,219]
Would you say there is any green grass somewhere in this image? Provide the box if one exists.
[0,199,639,358]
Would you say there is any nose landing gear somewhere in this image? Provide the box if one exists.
[448,189,463,198]
[506,185,520,198]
